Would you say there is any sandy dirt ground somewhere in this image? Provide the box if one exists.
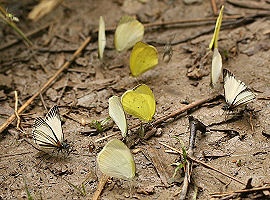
[0,0,269,199]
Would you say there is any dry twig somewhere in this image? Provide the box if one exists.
[92,174,109,200]
[179,116,206,200]
[210,185,270,198]
[0,37,91,134]
[0,22,51,51]
[210,0,218,16]
[159,141,245,185]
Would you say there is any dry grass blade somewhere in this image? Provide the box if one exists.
[28,0,64,22]
[0,4,32,46]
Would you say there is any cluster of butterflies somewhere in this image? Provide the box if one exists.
[32,7,256,181]
[32,84,155,180]
[99,15,159,77]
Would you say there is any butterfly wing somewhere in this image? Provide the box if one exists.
[223,69,255,109]
[44,105,63,142]
[130,41,158,77]
[115,16,144,52]
[98,16,106,59]
[121,84,156,122]
[32,117,59,148]
[97,139,135,180]
[231,89,256,108]
[109,96,127,138]
[210,48,222,87]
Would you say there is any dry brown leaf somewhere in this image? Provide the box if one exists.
[28,0,64,22]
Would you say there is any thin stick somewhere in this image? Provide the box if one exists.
[92,174,109,200]
[0,22,51,51]
[39,93,48,113]
[14,91,21,130]
[152,95,221,127]
[159,141,245,185]
[0,37,91,134]
[34,56,48,73]
[95,95,221,142]
[210,0,218,16]
[95,132,118,143]
[0,151,35,158]
[210,186,270,197]
[92,16,242,33]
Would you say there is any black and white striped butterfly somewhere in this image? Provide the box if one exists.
[32,105,70,153]
[222,69,256,111]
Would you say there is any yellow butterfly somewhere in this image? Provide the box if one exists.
[115,16,144,52]
[209,6,224,87]
[121,84,156,122]
[97,139,136,180]
[130,41,158,77]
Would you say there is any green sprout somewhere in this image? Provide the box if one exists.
[62,178,86,196]
[90,117,111,132]
[170,136,187,178]
[23,177,34,200]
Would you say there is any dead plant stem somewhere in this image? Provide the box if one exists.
[0,37,91,134]
[159,141,245,185]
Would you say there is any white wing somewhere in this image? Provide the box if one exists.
[223,69,255,109]
[44,105,63,142]
[97,139,135,180]
[211,48,222,87]
[98,16,106,59]
[232,89,256,108]
[109,96,127,138]
[115,16,144,52]
[32,117,59,148]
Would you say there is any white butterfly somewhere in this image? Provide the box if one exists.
[223,69,256,111]
[109,96,127,138]
[97,139,135,180]
[32,105,70,152]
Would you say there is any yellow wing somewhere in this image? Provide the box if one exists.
[115,16,144,52]
[121,84,156,122]
[209,6,224,50]
[97,139,136,180]
[130,41,158,77]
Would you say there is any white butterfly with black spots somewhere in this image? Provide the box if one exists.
[32,105,70,153]
[223,69,256,111]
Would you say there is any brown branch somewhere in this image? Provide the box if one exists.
[159,141,245,185]
[14,91,21,131]
[92,174,109,200]
[152,95,221,127]
[0,37,91,134]
[210,185,270,197]
[95,95,221,143]
[92,16,242,33]
[0,22,52,51]
[227,0,270,11]
[210,0,218,16]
